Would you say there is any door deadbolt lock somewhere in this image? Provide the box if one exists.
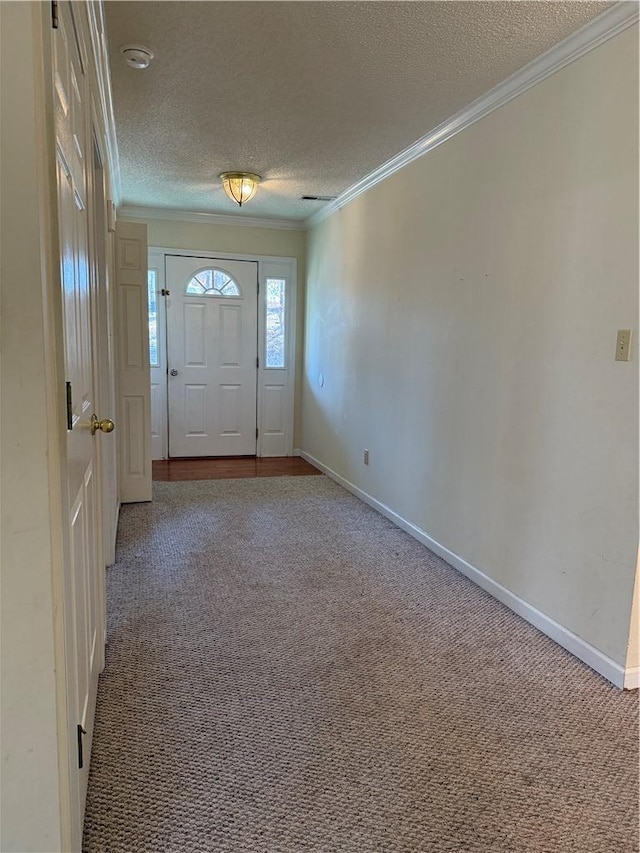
[170,369,179,376]
[90,414,115,436]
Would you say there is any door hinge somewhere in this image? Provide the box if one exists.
[77,724,86,769]
[161,288,170,296]
[257,281,260,294]
[256,427,259,439]
[256,356,259,369]
[66,382,73,430]
[51,0,59,28]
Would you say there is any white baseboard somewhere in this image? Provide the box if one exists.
[299,449,633,690]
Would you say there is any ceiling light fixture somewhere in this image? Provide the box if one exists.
[120,44,154,69]
[219,172,261,207]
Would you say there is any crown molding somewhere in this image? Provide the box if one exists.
[118,205,305,232]
[306,1,639,230]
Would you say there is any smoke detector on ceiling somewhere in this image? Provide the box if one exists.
[120,44,154,70]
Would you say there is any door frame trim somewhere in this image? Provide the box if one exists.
[148,246,298,459]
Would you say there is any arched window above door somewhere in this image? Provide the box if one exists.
[185,267,241,297]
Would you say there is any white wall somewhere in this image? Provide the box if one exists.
[119,216,307,444]
[302,27,639,672]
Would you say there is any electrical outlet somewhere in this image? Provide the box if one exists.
[363,449,369,465]
[615,329,632,362]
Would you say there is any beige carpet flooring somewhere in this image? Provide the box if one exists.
[83,476,639,852]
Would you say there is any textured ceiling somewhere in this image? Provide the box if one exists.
[105,1,612,223]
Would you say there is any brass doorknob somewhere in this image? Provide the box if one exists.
[91,414,115,436]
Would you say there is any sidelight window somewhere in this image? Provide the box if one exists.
[265,277,286,368]
[148,269,159,367]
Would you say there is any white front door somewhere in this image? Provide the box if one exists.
[53,2,105,843]
[166,255,259,457]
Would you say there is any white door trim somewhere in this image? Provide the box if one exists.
[148,247,297,459]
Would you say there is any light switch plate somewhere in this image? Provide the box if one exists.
[615,329,632,362]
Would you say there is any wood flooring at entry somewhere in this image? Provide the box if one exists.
[152,456,322,481]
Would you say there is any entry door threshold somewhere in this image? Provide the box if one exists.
[152,456,322,481]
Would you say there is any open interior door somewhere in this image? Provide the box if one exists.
[53,2,108,844]
[116,220,152,502]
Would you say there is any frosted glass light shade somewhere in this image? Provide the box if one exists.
[219,172,261,207]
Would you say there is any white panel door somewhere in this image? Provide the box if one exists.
[91,144,118,566]
[53,2,104,845]
[166,256,258,457]
[116,221,152,501]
